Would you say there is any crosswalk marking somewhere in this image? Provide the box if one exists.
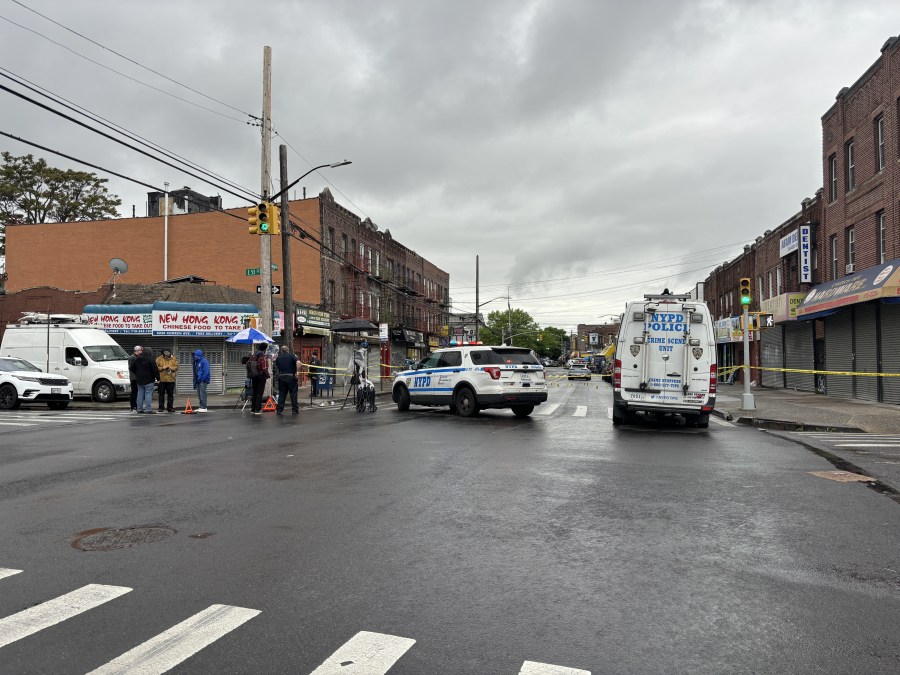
[520,661,591,674]
[834,443,900,448]
[710,416,732,427]
[0,583,131,649]
[0,421,35,427]
[573,406,587,417]
[0,568,22,581]
[87,604,261,675]
[309,631,415,675]
[537,403,560,415]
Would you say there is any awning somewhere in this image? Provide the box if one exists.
[600,343,616,358]
[796,259,900,318]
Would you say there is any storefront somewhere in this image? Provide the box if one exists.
[294,305,332,384]
[714,316,756,382]
[83,302,262,394]
[759,292,814,391]
[796,258,900,403]
[390,327,427,366]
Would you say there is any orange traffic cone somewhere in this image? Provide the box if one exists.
[261,396,277,412]
[181,399,195,414]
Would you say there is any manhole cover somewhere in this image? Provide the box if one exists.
[72,526,176,551]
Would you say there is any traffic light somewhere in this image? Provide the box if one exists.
[248,204,261,235]
[538,333,543,342]
[268,202,281,236]
[258,202,272,234]
[739,277,752,305]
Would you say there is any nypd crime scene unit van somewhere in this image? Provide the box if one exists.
[392,344,548,417]
[613,293,717,428]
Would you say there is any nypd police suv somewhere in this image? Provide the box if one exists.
[392,343,548,417]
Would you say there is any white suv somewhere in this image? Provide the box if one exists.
[392,345,548,417]
[0,356,74,410]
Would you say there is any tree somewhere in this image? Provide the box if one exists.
[479,307,541,351]
[540,326,568,360]
[0,153,121,234]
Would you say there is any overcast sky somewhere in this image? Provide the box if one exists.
[2,0,899,330]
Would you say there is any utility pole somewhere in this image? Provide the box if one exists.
[279,144,293,353]
[474,255,479,341]
[259,46,273,338]
[741,303,756,410]
[507,288,512,347]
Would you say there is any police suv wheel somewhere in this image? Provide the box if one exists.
[455,387,479,417]
[396,386,410,411]
[512,404,534,418]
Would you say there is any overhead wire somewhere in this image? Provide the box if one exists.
[0,68,259,202]
[10,0,258,122]
[0,82,256,204]
[0,14,251,124]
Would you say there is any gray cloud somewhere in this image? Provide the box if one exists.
[2,0,898,328]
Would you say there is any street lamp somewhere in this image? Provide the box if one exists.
[476,295,507,343]
[271,156,351,355]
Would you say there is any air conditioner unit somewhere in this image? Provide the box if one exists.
[845,263,855,274]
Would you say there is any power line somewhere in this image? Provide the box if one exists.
[0,69,259,202]
[11,0,258,121]
[0,14,250,124]
[0,82,256,204]
[0,131,250,224]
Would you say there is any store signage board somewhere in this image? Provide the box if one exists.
[152,310,260,336]
[86,312,152,334]
[798,224,812,283]
[780,229,799,257]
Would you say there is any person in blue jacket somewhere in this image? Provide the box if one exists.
[192,349,210,412]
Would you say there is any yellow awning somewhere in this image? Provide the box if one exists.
[600,343,616,358]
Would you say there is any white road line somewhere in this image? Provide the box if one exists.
[607,407,613,419]
[834,443,900,448]
[710,417,732,427]
[0,569,22,581]
[0,417,116,424]
[797,433,900,438]
[309,631,416,675]
[87,604,260,675]
[0,584,131,649]
[537,403,560,416]
[573,406,587,417]
[520,661,591,675]
[0,422,36,427]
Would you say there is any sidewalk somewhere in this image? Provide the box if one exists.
[69,383,394,412]
[713,383,900,434]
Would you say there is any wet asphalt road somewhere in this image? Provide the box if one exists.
[0,372,899,674]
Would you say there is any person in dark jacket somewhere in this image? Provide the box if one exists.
[128,345,141,411]
[192,349,210,412]
[274,345,300,414]
[132,346,160,413]
[247,343,270,415]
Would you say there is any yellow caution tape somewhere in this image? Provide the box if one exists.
[717,365,900,378]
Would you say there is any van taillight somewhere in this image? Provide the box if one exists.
[484,367,502,380]
[613,359,622,389]
[709,364,717,394]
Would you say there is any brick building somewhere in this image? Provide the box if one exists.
[5,188,450,380]
[702,36,900,404]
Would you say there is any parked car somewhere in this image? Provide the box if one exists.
[0,356,74,410]
[567,364,591,381]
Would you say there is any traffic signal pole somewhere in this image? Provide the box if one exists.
[741,297,756,411]
[259,46,273,343]
[279,144,294,353]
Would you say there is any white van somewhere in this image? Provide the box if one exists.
[612,293,716,428]
[1,320,132,402]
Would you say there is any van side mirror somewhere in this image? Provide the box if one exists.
[73,357,83,366]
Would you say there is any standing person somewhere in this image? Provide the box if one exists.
[128,346,141,412]
[156,348,179,412]
[133,346,159,414]
[274,345,300,415]
[308,353,321,397]
[247,343,270,415]
[192,349,210,413]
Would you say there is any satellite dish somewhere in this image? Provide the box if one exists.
[109,258,129,274]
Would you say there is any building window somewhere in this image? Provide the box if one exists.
[341,234,348,258]
[846,226,855,270]
[875,114,886,171]
[878,210,887,263]
[768,271,774,299]
[829,154,838,201]
[845,139,855,191]
[776,266,783,295]
[327,280,335,310]
[758,275,764,301]
[830,234,838,278]
[326,227,335,255]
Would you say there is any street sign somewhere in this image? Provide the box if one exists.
[246,264,278,277]
[256,285,281,295]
